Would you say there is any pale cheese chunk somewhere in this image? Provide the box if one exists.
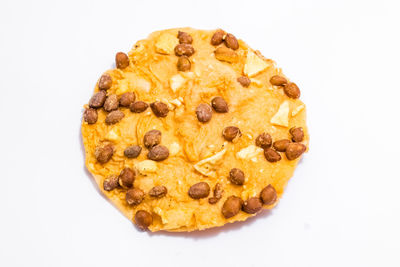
[169,74,186,93]
[270,101,290,127]
[169,142,181,156]
[250,78,263,87]
[170,97,184,108]
[194,143,228,177]
[155,33,179,55]
[243,50,270,77]
[292,103,305,116]
[136,160,157,175]
[116,79,130,95]
[154,208,193,229]
[132,77,151,93]
[236,145,263,160]
[105,128,120,141]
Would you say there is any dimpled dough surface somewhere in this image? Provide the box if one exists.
[81,28,309,232]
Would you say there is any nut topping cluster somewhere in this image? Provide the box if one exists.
[82,29,307,231]
[270,75,301,99]
[175,31,195,72]
[83,52,154,126]
[222,184,278,219]
[255,127,306,162]
[195,96,230,123]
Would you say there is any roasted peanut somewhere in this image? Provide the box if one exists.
[177,56,191,71]
[147,145,169,161]
[89,90,107,109]
[208,183,223,204]
[214,47,238,63]
[229,168,245,185]
[211,96,229,113]
[95,144,114,164]
[188,182,210,199]
[98,73,112,90]
[130,101,148,113]
[149,185,167,198]
[196,103,212,123]
[255,133,272,149]
[150,101,169,117]
[177,31,193,44]
[270,75,287,86]
[283,82,300,99]
[224,33,239,50]
[260,185,277,205]
[222,196,243,219]
[237,76,251,87]
[222,126,241,141]
[115,52,129,69]
[143,130,161,148]
[124,145,142,158]
[211,29,225,45]
[103,94,119,112]
[135,210,153,230]
[174,44,195,56]
[273,139,291,152]
[289,127,304,142]
[285,143,306,160]
[105,110,124,124]
[119,92,135,107]
[264,148,281,162]
[118,167,135,189]
[242,197,263,214]
[126,188,145,205]
[83,108,98,124]
[103,175,119,191]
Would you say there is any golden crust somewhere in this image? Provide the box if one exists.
[81,28,309,232]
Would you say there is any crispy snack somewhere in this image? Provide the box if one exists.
[81,28,309,232]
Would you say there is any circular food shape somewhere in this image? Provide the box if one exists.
[81,28,309,232]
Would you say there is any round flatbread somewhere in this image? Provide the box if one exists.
[81,28,309,232]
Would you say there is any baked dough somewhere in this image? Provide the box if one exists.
[81,28,308,232]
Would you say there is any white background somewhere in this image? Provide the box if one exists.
[0,0,399,266]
